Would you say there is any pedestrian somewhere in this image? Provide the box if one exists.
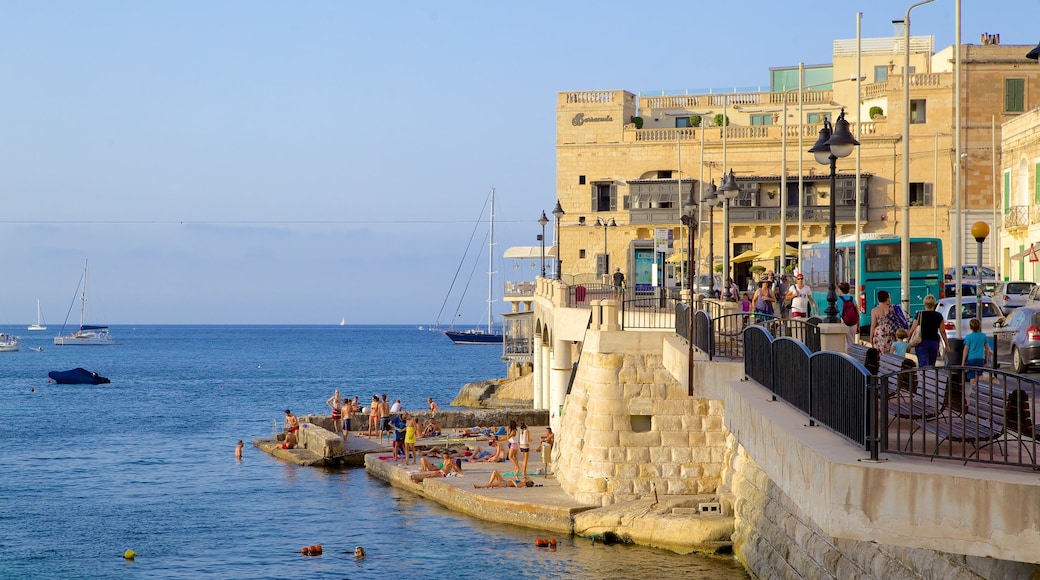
[775,275,791,319]
[378,394,391,443]
[838,282,858,350]
[962,317,992,386]
[326,389,344,433]
[367,395,379,437]
[751,280,776,319]
[235,440,243,459]
[390,399,402,413]
[787,274,817,319]
[404,414,418,464]
[284,409,299,438]
[518,422,531,476]
[869,290,898,354]
[502,420,521,476]
[727,278,739,302]
[612,267,625,290]
[428,397,439,414]
[907,294,948,367]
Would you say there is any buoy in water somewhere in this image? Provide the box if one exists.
[301,546,309,555]
[123,549,136,560]
[549,538,557,547]
[535,538,549,547]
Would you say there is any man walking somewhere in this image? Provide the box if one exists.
[787,273,817,319]
[612,268,625,290]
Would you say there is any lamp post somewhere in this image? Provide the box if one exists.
[594,217,616,283]
[552,201,564,280]
[717,169,741,300]
[971,222,990,323]
[809,108,860,323]
[680,183,699,304]
[538,211,549,278]
[702,181,718,296]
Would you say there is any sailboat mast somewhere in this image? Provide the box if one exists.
[81,260,88,329]
[487,187,495,335]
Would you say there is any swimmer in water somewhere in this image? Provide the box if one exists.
[235,440,244,459]
[354,546,366,559]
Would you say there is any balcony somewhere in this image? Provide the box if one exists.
[1005,205,1029,229]
[729,205,864,223]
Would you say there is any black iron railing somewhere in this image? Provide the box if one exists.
[621,295,679,329]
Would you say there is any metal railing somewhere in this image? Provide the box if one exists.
[567,283,621,307]
[1005,205,1029,229]
[620,295,679,330]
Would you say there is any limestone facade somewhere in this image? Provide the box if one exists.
[554,38,1040,288]
[999,106,1040,279]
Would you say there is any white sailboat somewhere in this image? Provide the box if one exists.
[54,260,121,346]
[28,299,47,331]
[443,187,502,345]
[340,317,346,326]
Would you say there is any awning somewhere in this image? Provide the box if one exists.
[503,246,557,259]
[666,251,686,263]
[754,244,800,260]
[731,249,761,263]
[1009,243,1040,261]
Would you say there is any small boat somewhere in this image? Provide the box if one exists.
[0,334,20,352]
[29,346,43,353]
[48,367,110,385]
[55,260,121,346]
[340,317,346,326]
[28,299,47,331]
[441,187,503,345]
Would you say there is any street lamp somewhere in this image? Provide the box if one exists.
[702,181,719,296]
[971,221,990,323]
[538,210,549,278]
[552,201,564,280]
[717,169,741,300]
[680,183,698,304]
[809,108,860,323]
[594,217,616,282]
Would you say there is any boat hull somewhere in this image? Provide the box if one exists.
[27,325,47,331]
[54,336,120,346]
[47,368,110,385]
[443,330,503,345]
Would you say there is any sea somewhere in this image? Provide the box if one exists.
[0,325,748,579]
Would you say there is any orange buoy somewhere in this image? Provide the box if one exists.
[549,538,557,547]
[301,547,309,555]
[314,545,323,554]
[535,538,549,547]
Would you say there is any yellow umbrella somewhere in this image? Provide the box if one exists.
[666,249,687,263]
[754,244,799,260]
[731,249,761,263]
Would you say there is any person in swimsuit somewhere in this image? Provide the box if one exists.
[284,409,299,436]
[378,394,391,443]
[404,414,418,464]
[474,438,506,462]
[326,389,344,433]
[473,469,534,489]
[502,420,521,476]
[367,395,379,437]
[235,440,243,460]
[410,452,464,482]
[518,422,531,477]
[428,397,439,414]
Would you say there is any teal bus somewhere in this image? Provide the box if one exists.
[800,234,944,327]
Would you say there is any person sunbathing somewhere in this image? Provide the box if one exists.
[409,453,464,482]
[474,439,506,463]
[473,469,534,489]
[422,418,442,438]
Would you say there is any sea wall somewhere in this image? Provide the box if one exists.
[301,409,549,433]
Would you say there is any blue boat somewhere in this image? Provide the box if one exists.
[48,368,111,385]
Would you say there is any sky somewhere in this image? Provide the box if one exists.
[1,1,1037,325]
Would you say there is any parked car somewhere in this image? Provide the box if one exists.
[935,296,1004,338]
[942,283,979,298]
[996,305,1040,372]
[944,264,997,281]
[991,281,1037,314]
[692,274,722,297]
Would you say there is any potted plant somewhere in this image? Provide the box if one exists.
[869,106,884,120]
[631,116,644,129]
[749,265,766,279]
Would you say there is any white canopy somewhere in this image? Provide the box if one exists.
[503,245,557,259]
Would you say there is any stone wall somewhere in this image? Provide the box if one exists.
[723,435,1036,579]
[553,330,730,506]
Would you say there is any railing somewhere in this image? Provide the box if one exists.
[620,295,679,330]
[504,281,535,298]
[631,122,878,143]
[729,205,864,223]
[567,283,621,307]
[675,303,692,342]
[1005,205,1029,229]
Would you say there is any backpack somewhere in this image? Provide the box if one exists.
[841,296,858,326]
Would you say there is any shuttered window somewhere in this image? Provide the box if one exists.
[1005,78,1025,113]
[1004,171,1011,212]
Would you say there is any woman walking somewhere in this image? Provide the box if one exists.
[869,290,898,354]
[907,294,948,367]
[518,422,531,477]
[751,280,776,321]
[502,420,521,476]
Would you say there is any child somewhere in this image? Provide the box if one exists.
[962,318,992,385]
[891,328,909,357]
[740,293,751,313]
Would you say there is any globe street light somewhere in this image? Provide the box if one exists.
[809,108,860,323]
[701,181,718,296]
[552,201,564,280]
[538,210,549,278]
[971,221,990,324]
[717,169,741,300]
[680,183,698,304]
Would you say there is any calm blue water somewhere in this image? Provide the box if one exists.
[0,325,746,579]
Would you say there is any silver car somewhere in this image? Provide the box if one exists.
[997,306,1040,373]
[936,297,1004,339]
[992,281,1037,314]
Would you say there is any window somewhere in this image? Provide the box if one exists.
[675,117,692,128]
[1005,78,1025,113]
[835,178,865,206]
[750,114,773,126]
[874,65,888,83]
[596,254,609,276]
[579,249,586,259]
[591,183,616,212]
[909,182,932,206]
[806,112,831,124]
[657,170,673,179]
[735,182,757,207]
[910,99,926,124]
[579,175,586,185]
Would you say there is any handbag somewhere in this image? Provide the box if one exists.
[908,314,923,348]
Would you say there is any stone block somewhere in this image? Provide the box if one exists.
[639,463,662,478]
[619,430,661,447]
[586,413,615,431]
[616,463,640,479]
[296,423,344,458]
[670,447,692,463]
[679,464,703,479]
[653,415,683,431]
[625,447,650,463]
[585,429,620,448]
[586,461,614,478]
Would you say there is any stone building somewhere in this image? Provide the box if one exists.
[1000,106,1040,279]
[553,33,1039,292]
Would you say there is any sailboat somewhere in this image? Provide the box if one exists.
[28,300,47,331]
[54,260,121,346]
[443,187,503,345]
[339,317,346,326]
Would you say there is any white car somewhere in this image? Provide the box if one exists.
[992,281,1037,314]
[935,297,1004,339]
